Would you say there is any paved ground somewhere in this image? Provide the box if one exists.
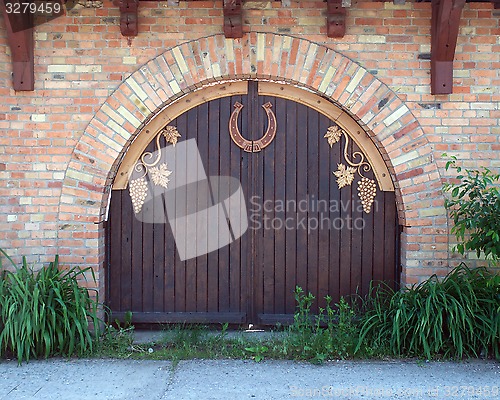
[0,358,499,400]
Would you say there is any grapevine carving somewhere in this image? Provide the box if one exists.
[325,125,377,213]
[128,126,180,214]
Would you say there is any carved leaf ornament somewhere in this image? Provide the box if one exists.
[324,125,377,213]
[128,126,180,214]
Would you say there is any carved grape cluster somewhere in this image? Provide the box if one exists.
[129,177,148,214]
[357,177,377,213]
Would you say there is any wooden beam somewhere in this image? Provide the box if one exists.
[327,0,346,38]
[0,1,34,91]
[119,0,139,36]
[223,0,243,39]
[431,0,466,94]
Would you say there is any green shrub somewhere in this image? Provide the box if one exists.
[443,156,500,261]
[0,249,101,363]
[356,264,500,360]
[285,287,360,362]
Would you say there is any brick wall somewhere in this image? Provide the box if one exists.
[0,1,498,292]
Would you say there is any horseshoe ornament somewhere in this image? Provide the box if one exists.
[229,101,277,152]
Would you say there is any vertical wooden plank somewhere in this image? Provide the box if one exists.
[141,198,154,313]
[361,191,375,297]
[207,98,221,314]
[349,142,364,297]
[161,119,177,312]
[328,125,342,305]
[163,184,176,313]
[239,91,252,322]
[249,82,264,320]
[317,115,331,306]
[217,95,231,313]
[307,106,320,308]
[184,107,198,312]
[228,95,244,314]
[131,193,144,312]
[372,187,386,285]
[152,208,165,312]
[195,101,209,313]
[284,100,298,314]
[108,191,122,311]
[174,114,187,312]
[119,191,133,312]
[383,192,397,286]
[262,93,276,315]
[272,96,287,315]
[338,135,352,298]
[295,103,309,294]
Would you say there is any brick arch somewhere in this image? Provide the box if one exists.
[59,33,445,288]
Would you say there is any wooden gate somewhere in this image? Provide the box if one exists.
[106,81,399,325]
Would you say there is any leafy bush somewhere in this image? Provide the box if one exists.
[285,287,361,362]
[356,264,500,360]
[443,156,500,261]
[0,249,101,363]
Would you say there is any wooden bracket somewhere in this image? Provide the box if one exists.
[327,0,346,38]
[430,0,465,94]
[0,0,34,91]
[119,0,139,36]
[224,0,243,39]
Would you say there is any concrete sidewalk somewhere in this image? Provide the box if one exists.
[0,358,499,400]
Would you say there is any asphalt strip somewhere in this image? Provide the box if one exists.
[0,358,499,400]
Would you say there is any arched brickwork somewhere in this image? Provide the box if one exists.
[58,33,446,292]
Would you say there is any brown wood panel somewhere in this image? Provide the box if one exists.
[307,105,320,311]
[317,115,332,304]
[106,80,400,325]
[152,207,165,312]
[273,96,287,315]
[120,194,132,312]
[217,95,232,314]
[294,103,309,298]
[207,99,222,314]
[284,100,298,315]
[107,192,122,310]
[328,131,342,305]
[261,94,276,316]
[195,101,209,313]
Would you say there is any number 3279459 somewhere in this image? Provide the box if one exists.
[4,1,62,15]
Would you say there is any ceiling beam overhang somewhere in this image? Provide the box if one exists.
[0,0,34,91]
[430,0,466,94]
[224,0,243,38]
[119,0,139,36]
[327,0,347,38]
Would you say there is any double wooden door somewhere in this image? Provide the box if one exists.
[106,81,399,325]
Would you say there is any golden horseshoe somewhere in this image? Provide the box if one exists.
[229,102,277,152]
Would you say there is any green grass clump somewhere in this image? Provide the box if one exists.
[356,263,500,360]
[0,249,100,363]
[283,287,362,363]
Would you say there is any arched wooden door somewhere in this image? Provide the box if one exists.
[106,81,399,325]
